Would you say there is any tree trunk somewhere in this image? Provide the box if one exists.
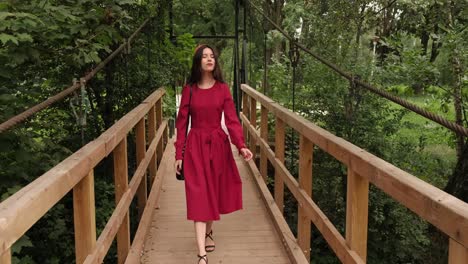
[262,0,285,93]
[453,56,464,157]
[420,29,429,56]
[444,139,468,202]
[353,4,366,65]
[345,3,366,132]
[429,24,442,62]
[263,0,285,60]
[378,0,397,62]
[273,0,285,58]
[447,1,464,157]
[442,0,467,203]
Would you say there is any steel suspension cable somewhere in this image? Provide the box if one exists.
[246,0,468,137]
[288,39,300,172]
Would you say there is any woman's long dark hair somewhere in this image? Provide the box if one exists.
[187,44,224,85]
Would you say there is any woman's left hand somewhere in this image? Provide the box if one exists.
[240,148,253,161]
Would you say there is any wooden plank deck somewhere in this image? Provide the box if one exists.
[140,139,291,264]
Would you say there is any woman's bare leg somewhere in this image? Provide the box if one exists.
[206,221,213,234]
[206,221,215,248]
[194,221,207,259]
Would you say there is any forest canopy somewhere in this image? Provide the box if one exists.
[1,0,466,263]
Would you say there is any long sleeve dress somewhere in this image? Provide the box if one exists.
[174,81,246,221]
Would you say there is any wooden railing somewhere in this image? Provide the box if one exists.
[240,84,468,264]
[0,88,169,264]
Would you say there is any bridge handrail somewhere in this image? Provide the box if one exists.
[240,84,468,264]
[0,88,168,264]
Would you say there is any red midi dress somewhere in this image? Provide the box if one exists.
[174,81,246,221]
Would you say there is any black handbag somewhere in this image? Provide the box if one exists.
[176,85,192,181]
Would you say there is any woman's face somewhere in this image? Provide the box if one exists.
[200,48,215,73]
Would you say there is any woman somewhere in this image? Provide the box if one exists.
[174,44,253,264]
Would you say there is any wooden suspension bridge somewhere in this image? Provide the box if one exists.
[0,84,467,264]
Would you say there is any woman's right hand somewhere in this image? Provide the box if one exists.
[174,160,183,174]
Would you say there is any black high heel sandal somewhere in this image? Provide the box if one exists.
[205,230,215,252]
[197,254,208,264]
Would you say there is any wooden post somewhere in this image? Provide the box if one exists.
[449,238,468,264]
[242,91,249,143]
[249,97,257,160]
[260,106,268,181]
[274,117,285,214]
[0,248,11,264]
[345,168,369,262]
[113,138,130,264]
[155,99,163,165]
[135,118,147,220]
[73,170,96,264]
[148,105,157,186]
[298,134,313,261]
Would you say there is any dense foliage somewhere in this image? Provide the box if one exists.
[0,0,190,262]
[248,1,466,263]
[1,0,466,263]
